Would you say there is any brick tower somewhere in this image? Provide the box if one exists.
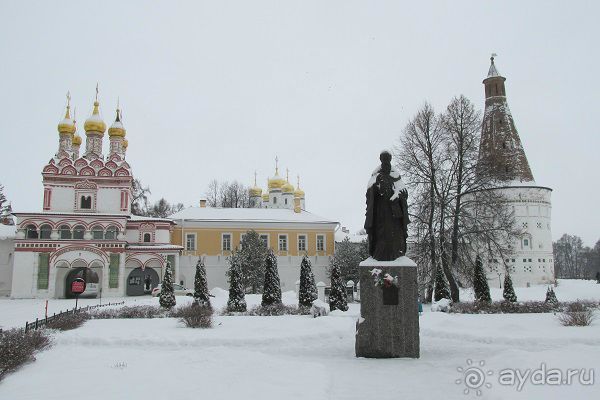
[478,55,534,183]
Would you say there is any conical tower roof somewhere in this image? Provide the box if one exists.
[478,56,534,183]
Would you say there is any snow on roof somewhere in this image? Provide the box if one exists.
[0,224,16,240]
[128,215,174,223]
[127,244,183,250]
[169,207,338,225]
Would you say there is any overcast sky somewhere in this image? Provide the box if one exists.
[1,1,598,246]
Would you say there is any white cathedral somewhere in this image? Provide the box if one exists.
[478,57,555,287]
[9,92,181,299]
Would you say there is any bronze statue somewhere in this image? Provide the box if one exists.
[364,151,410,261]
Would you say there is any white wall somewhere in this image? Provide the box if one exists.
[177,254,331,291]
[0,238,14,297]
[11,252,36,298]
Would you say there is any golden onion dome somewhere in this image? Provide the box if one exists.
[282,180,294,193]
[249,186,262,197]
[268,172,285,190]
[262,193,269,202]
[72,133,82,146]
[57,105,76,135]
[84,101,106,134]
[108,108,126,137]
[294,176,305,198]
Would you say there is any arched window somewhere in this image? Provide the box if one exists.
[143,233,151,243]
[105,226,118,240]
[73,225,85,240]
[25,224,38,239]
[80,196,92,209]
[92,225,104,240]
[273,197,277,204]
[39,224,52,239]
[59,225,72,239]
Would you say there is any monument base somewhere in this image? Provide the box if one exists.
[355,256,420,358]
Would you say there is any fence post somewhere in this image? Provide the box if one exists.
[35,318,38,330]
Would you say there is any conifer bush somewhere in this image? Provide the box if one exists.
[226,249,247,312]
[159,261,176,309]
[433,265,451,302]
[193,258,211,306]
[328,259,348,312]
[502,273,517,303]
[262,249,282,306]
[473,256,491,303]
[545,286,559,308]
[298,255,318,308]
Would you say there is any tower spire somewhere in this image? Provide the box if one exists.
[275,156,279,175]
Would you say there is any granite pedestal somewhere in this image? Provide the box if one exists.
[355,256,420,358]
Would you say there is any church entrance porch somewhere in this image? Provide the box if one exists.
[65,267,101,298]
[126,267,159,296]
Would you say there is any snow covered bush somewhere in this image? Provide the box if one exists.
[558,302,595,327]
[502,273,517,302]
[226,249,247,312]
[328,258,348,312]
[91,305,164,319]
[449,301,553,314]
[159,261,176,309]
[310,299,329,318]
[172,303,213,328]
[473,256,491,303]
[46,311,89,331]
[193,258,211,306]
[298,255,317,307]
[0,328,51,381]
[431,298,451,312]
[262,249,282,306]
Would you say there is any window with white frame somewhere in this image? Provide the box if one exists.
[298,234,307,252]
[278,234,288,251]
[260,234,269,248]
[185,233,196,251]
[316,234,325,252]
[222,233,232,251]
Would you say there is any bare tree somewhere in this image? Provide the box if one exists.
[131,179,151,216]
[396,102,444,302]
[148,198,185,218]
[205,180,251,208]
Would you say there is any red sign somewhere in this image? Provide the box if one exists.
[71,278,86,295]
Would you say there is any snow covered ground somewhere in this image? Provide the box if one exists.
[1,280,599,399]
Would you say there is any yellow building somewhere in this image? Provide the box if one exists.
[170,203,338,290]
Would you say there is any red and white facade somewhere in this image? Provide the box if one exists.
[10,97,181,299]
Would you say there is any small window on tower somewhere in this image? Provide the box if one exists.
[143,233,151,243]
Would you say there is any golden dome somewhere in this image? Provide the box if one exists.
[108,108,126,137]
[268,173,285,190]
[262,193,269,202]
[294,175,305,198]
[84,101,106,134]
[72,133,82,146]
[57,105,76,135]
[249,186,262,197]
[282,180,294,193]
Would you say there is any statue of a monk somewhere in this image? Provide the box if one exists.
[364,151,410,261]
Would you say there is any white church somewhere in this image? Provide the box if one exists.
[7,92,181,299]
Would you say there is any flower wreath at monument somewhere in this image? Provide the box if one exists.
[370,268,399,288]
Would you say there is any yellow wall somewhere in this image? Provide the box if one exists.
[171,227,335,257]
